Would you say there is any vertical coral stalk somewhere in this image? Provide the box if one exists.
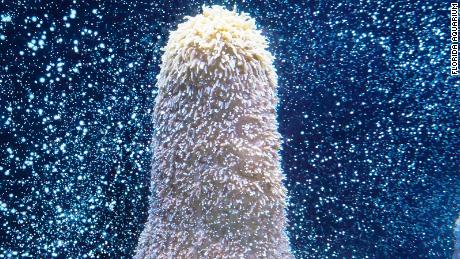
[135,5,293,258]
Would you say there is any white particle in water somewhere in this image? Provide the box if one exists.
[1,14,12,22]
[70,9,77,19]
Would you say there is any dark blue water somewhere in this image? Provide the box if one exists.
[0,0,458,258]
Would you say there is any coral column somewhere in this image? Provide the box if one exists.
[135,5,293,259]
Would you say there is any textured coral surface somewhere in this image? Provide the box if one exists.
[134,6,293,259]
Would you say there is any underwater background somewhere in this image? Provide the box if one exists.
[0,0,458,258]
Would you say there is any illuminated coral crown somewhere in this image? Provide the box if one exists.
[158,5,277,89]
